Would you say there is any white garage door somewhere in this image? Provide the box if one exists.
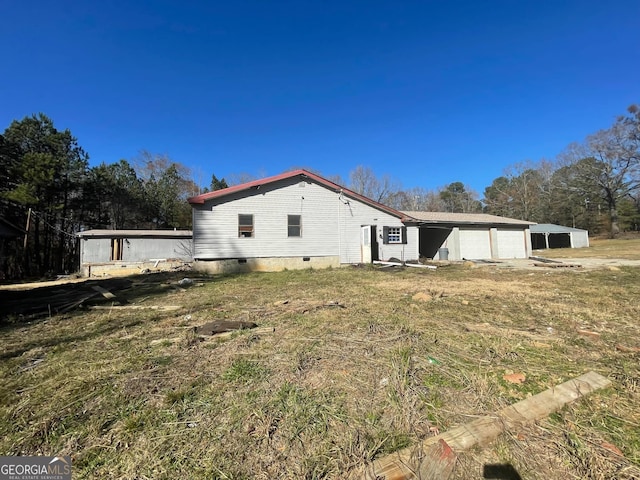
[497,229,527,258]
[459,229,492,259]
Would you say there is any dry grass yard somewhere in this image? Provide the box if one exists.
[1,238,640,479]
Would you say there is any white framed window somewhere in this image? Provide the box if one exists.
[383,226,407,244]
[238,214,254,238]
[387,227,402,243]
[288,215,301,237]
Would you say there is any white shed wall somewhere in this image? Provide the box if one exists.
[571,231,590,248]
[80,237,192,264]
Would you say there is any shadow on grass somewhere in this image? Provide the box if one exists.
[0,270,229,329]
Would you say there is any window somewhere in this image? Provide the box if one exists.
[387,227,402,243]
[288,215,301,237]
[238,214,254,237]
[383,226,407,244]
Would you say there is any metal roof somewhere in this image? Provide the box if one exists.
[77,229,192,238]
[530,224,588,233]
[402,211,535,226]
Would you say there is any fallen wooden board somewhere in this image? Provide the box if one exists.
[373,260,437,270]
[365,371,611,480]
[91,285,118,299]
[88,305,182,311]
[529,256,564,264]
[533,261,582,268]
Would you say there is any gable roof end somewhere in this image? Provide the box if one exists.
[188,169,408,220]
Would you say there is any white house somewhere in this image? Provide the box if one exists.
[188,170,415,273]
[188,170,536,273]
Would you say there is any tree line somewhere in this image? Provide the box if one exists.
[1,105,639,279]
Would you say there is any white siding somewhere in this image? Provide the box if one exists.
[496,229,528,258]
[193,177,415,264]
[458,229,492,259]
[80,237,192,263]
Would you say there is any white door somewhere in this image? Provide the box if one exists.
[361,225,372,263]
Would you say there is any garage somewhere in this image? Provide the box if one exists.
[403,212,534,261]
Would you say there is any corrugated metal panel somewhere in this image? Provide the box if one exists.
[530,224,588,234]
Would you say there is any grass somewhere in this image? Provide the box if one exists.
[1,242,640,478]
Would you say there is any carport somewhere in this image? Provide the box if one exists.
[530,224,589,249]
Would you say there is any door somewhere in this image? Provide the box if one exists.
[361,225,372,263]
[361,225,378,263]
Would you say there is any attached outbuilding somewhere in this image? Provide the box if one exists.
[530,224,589,249]
[188,170,538,272]
[188,169,416,273]
[402,212,534,261]
[77,229,192,277]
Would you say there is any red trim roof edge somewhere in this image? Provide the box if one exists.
[187,169,408,220]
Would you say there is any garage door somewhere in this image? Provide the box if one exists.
[459,229,492,259]
[496,229,527,258]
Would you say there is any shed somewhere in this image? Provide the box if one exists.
[403,212,534,261]
[530,224,589,249]
[188,169,415,273]
[77,229,192,277]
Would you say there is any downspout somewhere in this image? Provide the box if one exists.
[337,193,342,263]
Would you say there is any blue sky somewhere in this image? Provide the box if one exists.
[1,0,638,195]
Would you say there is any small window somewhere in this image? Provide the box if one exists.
[383,226,407,244]
[239,214,254,238]
[288,215,301,237]
[387,227,402,243]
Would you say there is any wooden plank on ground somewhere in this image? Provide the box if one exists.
[533,262,582,268]
[366,371,611,480]
[91,285,117,299]
[88,305,182,311]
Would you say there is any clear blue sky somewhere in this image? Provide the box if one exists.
[1,0,638,195]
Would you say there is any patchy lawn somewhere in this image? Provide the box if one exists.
[1,256,639,478]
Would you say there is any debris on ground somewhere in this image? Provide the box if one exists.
[503,372,526,384]
[533,260,582,268]
[196,320,258,336]
[0,278,134,319]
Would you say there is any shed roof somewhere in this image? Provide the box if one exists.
[530,224,588,234]
[402,211,535,226]
[77,229,192,238]
[188,169,408,220]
